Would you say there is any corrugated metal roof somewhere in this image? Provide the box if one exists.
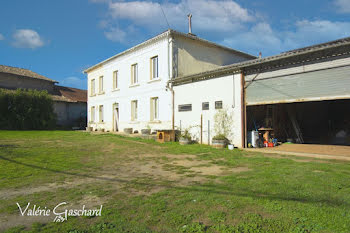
[172,36,350,86]
[0,65,57,83]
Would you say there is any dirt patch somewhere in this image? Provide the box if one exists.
[245,144,350,162]
[0,214,49,232]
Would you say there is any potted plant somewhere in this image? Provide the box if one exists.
[141,125,151,135]
[212,109,233,149]
[212,134,227,148]
[179,129,192,145]
[124,128,133,134]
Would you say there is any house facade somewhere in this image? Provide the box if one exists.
[84,29,255,133]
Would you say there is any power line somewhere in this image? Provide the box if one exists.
[160,4,171,29]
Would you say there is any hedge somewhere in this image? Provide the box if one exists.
[0,88,56,130]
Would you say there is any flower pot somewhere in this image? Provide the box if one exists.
[141,129,151,135]
[124,128,133,134]
[212,139,226,148]
[179,137,191,145]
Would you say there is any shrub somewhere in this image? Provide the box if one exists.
[213,108,233,139]
[212,134,227,140]
[180,129,192,141]
[0,88,56,130]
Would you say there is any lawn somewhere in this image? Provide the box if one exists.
[0,131,350,233]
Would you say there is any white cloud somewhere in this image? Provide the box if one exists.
[223,20,350,56]
[0,34,4,40]
[335,0,350,13]
[104,27,128,43]
[12,29,44,49]
[93,0,350,56]
[60,76,87,90]
[100,0,255,42]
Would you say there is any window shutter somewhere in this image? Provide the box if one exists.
[131,101,134,121]
[150,98,154,121]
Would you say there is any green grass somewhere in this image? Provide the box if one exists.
[1,131,350,232]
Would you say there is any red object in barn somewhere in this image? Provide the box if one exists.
[268,142,274,147]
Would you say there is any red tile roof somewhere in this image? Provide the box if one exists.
[53,85,87,103]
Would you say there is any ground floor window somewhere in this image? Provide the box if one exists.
[99,105,104,122]
[150,97,159,121]
[215,101,223,109]
[202,102,209,110]
[131,100,138,121]
[91,106,95,122]
[178,104,192,112]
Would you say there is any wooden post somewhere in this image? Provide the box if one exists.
[200,114,203,144]
[208,120,210,145]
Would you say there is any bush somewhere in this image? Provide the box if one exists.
[180,129,192,141]
[212,134,227,140]
[0,88,56,129]
[213,109,233,139]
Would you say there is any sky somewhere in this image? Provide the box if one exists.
[1,0,350,90]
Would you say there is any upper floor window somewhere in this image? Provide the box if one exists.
[113,70,118,90]
[131,63,138,85]
[99,105,104,122]
[131,100,138,121]
[150,56,158,80]
[150,97,159,121]
[90,79,95,96]
[99,76,104,94]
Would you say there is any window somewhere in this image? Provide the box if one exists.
[215,101,223,109]
[90,106,95,122]
[99,76,104,93]
[131,100,138,121]
[150,97,159,121]
[150,56,158,80]
[202,102,209,110]
[178,104,192,112]
[113,70,118,90]
[91,79,95,96]
[99,105,104,122]
[131,64,138,85]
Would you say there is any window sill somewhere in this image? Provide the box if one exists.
[99,121,105,124]
[112,88,120,92]
[89,94,96,97]
[98,91,105,95]
[129,83,140,88]
[129,121,139,124]
[149,120,161,124]
[147,78,161,83]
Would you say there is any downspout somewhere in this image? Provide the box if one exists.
[168,31,175,131]
[240,72,246,148]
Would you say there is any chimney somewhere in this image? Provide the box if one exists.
[187,14,192,34]
[259,52,262,58]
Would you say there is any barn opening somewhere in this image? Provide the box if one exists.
[246,99,350,146]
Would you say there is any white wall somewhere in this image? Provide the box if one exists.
[174,74,243,147]
[87,37,172,132]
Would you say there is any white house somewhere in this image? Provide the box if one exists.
[84,29,255,134]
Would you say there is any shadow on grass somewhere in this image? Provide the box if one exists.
[0,154,347,207]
